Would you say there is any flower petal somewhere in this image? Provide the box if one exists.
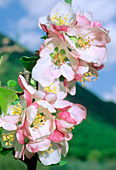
[61,63,75,81]
[50,2,74,26]
[26,139,51,153]
[32,56,56,87]
[38,142,61,165]
[68,104,86,125]
[48,130,65,143]
[53,100,73,111]
[36,100,56,113]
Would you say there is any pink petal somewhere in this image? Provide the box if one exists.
[93,21,102,28]
[17,130,25,144]
[32,56,56,87]
[45,93,57,104]
[26,139,51,153]
[76,15,91,28]
[24,90,32,107]
[58,111,77,125]
[53,100,73,111]
[0,118,4,127]
[61,63,75,81]
[68,104,86,125]
[48,130,64,143]
[52,24,69,32]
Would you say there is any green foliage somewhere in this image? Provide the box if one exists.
[60,49,66,55]
[20,56,39,72]
[7,79,17,88]
[0,87,18,114]
[30,78,36,88]
[25,137,29,144]
[59,160,68,166]
[65,0,72,5]
[0,107,2,115]
[0,146,13,156]
[0,56,3,66]
[41,33,48,40]
[12,99,20,105]
[68,116,116,160]
[54,47,59,53]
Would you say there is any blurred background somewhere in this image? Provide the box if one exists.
[0,0,116,169]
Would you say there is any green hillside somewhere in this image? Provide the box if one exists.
[0,33,116,163]
[0,33,33,90]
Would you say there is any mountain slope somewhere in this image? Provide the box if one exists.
[0,33,33,90]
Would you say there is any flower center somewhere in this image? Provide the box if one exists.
[44,83,58,94]
[2,132,15,147]
[77,71,94,87]
[11,103,22,115]
[51,13,69,26]
[42,144,54,155]
[32,113,46,129]
[69,36,92,50]
[50,47,68,66]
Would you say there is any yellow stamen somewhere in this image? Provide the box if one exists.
[44,83,58,94]
[32,113,46,129]
[11,103,22,115]
[51,13,69,26]
[42,144,54,155]
[2,132,15,147]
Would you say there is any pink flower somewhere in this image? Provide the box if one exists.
[32,37,79,87]
[64,26,111,65]
[25,104,56,141]
[38,78,67,100]
[39,2,76,34]
[64,60,100,95]
[38,140,68,165]
[53,100,86,129]
[18,75,57,104]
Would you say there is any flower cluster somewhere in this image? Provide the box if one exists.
[0,1,110,166]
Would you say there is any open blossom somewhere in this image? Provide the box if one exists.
[53,99,86,129]
[63,8,111,66]
[18,75,57,104]
[64,60,101,95]
[64,27,111,65]
[38,140,68,165]
[39,1,76,34]
[32,37,79,87]
[38,79,67,100]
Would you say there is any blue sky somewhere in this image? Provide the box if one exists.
[0,0,116,102]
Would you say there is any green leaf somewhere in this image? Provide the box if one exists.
[12,99,20,105]
[25,137,29,144]
[69,36,77,42]
[30,78,36,88]
[7,80,17,88]
[67,47,72,52]
[59,160,68,166]
[65,0,72,5]
[0,56,3,66]
[0,147,14,156]
[54,47,59,53]
[50,53,55,59]
[0,107,2,115]
[0,87,18,114]
[20,56,39,72]
[41,33,48,40]
[60,49,66,55]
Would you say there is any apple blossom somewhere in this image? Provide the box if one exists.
[39,2,76,34]
[32,37,79,87]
